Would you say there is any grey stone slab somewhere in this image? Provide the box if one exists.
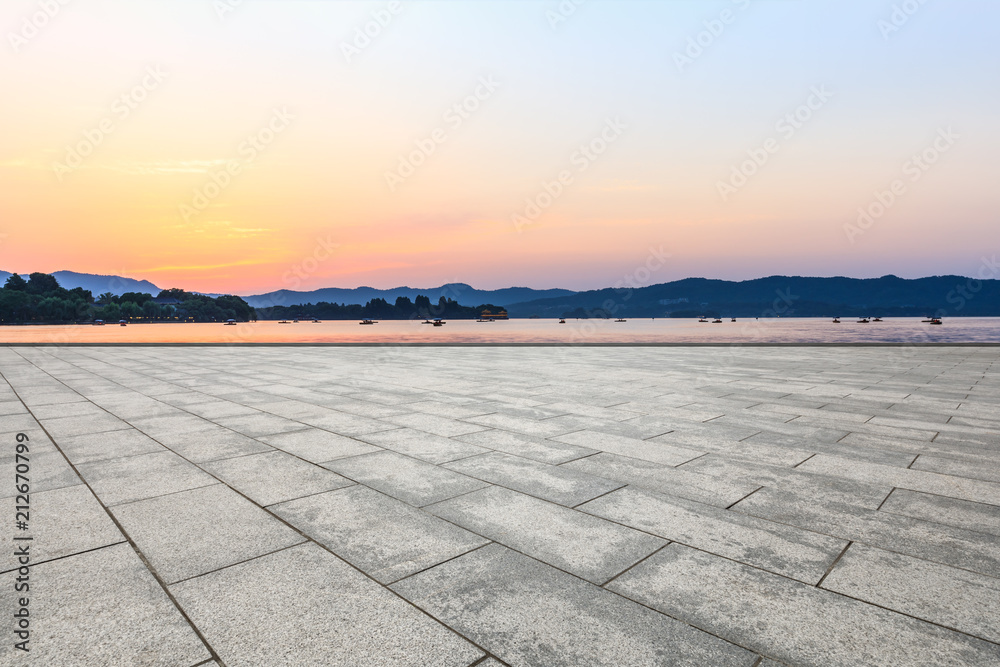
[212,412,307,437]
[0,442,81,497]
[581,486,845,583]
[56,428,166,465]
[911,453,1000,483]
[0,543,209,667]
[157,427,274,463]
[0,484,123,570]
[403,400,495,419]
[272,485,487,583]
[562,452,758,507]
[428,486,665,584]
[880,488,1000,536]
[797,454,1000,506]
[680,454,893,509]
[359,427,490,464]
[742,431,918,467]
[444,452,623,506]
[735,486,1000,579]
[299,410,400,436]
[384,412,490,437]
[77,450,217,506]
[609,543,1000,667]
[258,427,382,463]
[391,543,756,667]
[455,429,597,464]
[553,430,704,466]
[821,542,1000,643]
[32,400,106,420]
[201,450,354,506]
[172,542,482,666]
[111,483,305,583]
[40,412,132,438]
[461,412,575,437]
[324,450,489,507]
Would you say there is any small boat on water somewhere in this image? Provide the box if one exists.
[712,318,723,323]
[119,320,128,326]
[832,317,841,323]
[359,320,377,325]
[279,320,291,324]
[559,319,566,324]
[224,319,237,326]
[312,319,321,323]
[433,319,446,327]
[930,318,943,325]
[615,318,626,323]
[857,317,870,323]
[872,317,883,322]
[698,317,709,323]
[731,318,736,322]
[292,319,300,323]
[94,320,105,326]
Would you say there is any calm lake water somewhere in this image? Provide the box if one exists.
[2,318,998,344]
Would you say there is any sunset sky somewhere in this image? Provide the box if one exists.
[2,0,998,295]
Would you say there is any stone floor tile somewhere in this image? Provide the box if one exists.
[324,450,489,506]
[428,486,665,584]
[111,483,305,583]
[171,542,482,667]
[272,485,488,583]
[391,543,756,667]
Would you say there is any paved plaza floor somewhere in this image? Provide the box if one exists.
[2,344,1000,666]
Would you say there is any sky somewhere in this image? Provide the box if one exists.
[1,0,998,295]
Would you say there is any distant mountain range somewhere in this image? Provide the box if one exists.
[505,275,1000,318]
[3,271,997,317]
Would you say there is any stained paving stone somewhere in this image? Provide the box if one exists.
[910,453,1000,484]
[561,452,758,507]
[797,453,1000,506]
[607,543,1000,667]
[461,412,575,437]
[324,450,489,507]
[552,430,705,466]
[821,542,1000,644]
[257,427,382,463]
[580,486,846,583]
[201,450,354,506]
[444,452,623,506]
[360,427,490,464]
[212,412,308,437]
[111,484,305,583]
[428,485,665,584]
[150,425,274,462]
[680,454,894,509]
[55,428,166,465]
[171,542,483,667]
[76,450,217,506]
[385,412,491,437]
[879,488,1000,536]
[455,429,597,464]
[392,544,756,667]
[734,486,1000,578]
[0,484,124,570]
[0,543,210,667]
[272,485,488,583]
[39,412,133,438]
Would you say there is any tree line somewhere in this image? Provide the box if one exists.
[258,295,505,320]
[0,273,255,324]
